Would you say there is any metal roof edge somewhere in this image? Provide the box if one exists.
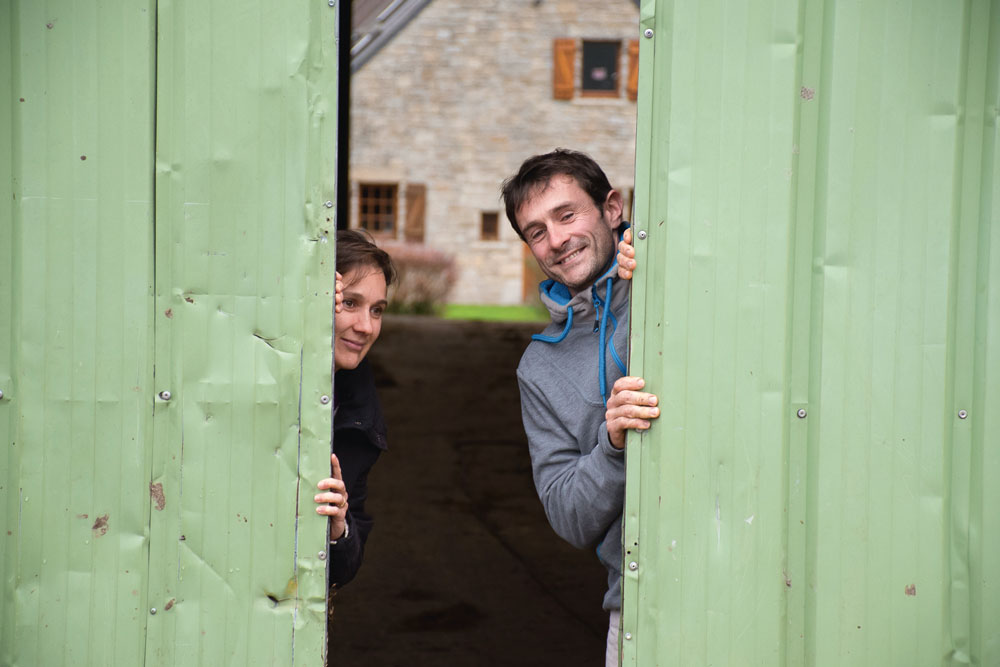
[351,0,434,73]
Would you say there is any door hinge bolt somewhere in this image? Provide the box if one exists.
[324,201,334,208]
[150,607,157,615]
[318,550,327,561]
[958,409,968,419]
[644,29,653,38]
[797,409,807,419]
[637,230,647,240]
[320,395,331,405]
[625,632,633,640]
[628,561,638,571]
[159,390,172,401]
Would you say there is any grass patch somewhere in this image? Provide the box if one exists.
[442,303,549,323]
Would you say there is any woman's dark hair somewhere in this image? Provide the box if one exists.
[500,148,614,240]
[336,229,397,287]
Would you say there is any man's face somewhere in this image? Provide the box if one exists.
[334,266,387,372]
[515,175,623,295]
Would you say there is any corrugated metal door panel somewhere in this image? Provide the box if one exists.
[953,4,1000,664]
[1,4,14,663]
[0,1,157,665]
[625,0,999,665]
[977,11,1000,658]
[627,0,800,663]
[0,7,13,660]
[145,0,336,665]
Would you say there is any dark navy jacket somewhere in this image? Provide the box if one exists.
[330,358,387,588]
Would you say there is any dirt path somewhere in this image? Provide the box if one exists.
[329,315,608,666]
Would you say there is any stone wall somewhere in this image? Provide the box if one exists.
[350,0,640,305]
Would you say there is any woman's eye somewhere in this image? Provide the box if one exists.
[343,299,356,308]
[371,307,384,318]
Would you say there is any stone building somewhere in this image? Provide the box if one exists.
[349,0,640,305]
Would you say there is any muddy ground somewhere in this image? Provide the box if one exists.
[328,315,608,666]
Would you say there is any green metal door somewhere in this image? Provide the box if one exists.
[625,0,999,665]
[1,1,157,663]
[1,1,337,664]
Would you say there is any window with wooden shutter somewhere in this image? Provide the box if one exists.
[627,39,639,101]
[552,38,575,100]
[404,183,426,243]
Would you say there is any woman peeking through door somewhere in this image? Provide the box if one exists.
[314,229,396,587]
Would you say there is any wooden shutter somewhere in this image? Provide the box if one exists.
[627,39,639,101]
[552,38,576,100]
[404,183,426,243]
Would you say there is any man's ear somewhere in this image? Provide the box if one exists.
[603,189,625,228]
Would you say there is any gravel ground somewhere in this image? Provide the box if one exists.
[328,315,608,667]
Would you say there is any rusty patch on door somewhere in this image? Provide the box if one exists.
[150,482,166,511]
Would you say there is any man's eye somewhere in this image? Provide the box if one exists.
[528,229,544,242]
[343,299,355,308]
[560,211,574,222]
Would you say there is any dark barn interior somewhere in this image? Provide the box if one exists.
[328,316,609,666]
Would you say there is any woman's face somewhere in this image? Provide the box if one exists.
[334,266,388,372]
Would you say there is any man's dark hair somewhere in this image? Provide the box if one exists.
[336,229,397,287]
[500,148,614,241]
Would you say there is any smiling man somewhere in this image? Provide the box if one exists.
[501,149,660,666]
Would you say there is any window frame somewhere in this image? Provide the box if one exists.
[357,182,399,238]
[580,39,621,98]
[480,211,500,242]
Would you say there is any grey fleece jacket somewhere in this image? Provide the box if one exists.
[516,262,630,612]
